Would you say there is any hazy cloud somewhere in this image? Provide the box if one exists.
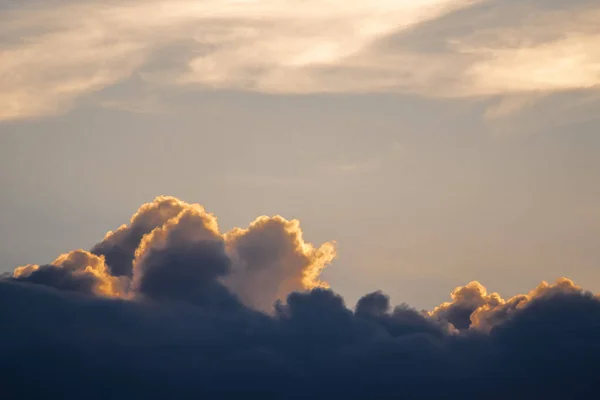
[2,0,597,120]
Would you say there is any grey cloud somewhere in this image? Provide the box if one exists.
[10,250,124,296]
[429,281,500,329]
[430,277,591,332]
[12,263,98,294]
[91,196,186,277]
[2,195,600,397]
[2,276,600,399]
[136,241,239,309]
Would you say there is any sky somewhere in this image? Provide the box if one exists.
[1,0,600,311]
[2,1,600,398]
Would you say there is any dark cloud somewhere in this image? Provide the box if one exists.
[2,196,600,398]
[136,242,239,309]
[430,277,590,332]
[128,203,240,310]
[10,250,124,296]
[355,290,391,316]
[91,196,186,277]
[430,281,501,330]
[11,263,97,293]
[1,279,600,399]
[86,196,335,311]
[356,291,448,338]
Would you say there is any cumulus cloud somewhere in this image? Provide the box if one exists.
[11,249,125,297]
[429,280,502,329]
[91,195,187,277]
[1,277,600,398]
[470,277,587,332]
[1,0,598,120]
[2,195,600,397]
[430,277,593,332]
[15,196,336,312]
[131,203,238,309]
[224,216,336,311]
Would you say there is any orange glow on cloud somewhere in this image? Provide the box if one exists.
[9,196,597,323]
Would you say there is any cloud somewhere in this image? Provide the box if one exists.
[18,196,336,312]
[2,0,597,120]
[131,203,240,310]
[0,0,473,120]
[482,93,546,120]
[11,250,125,297]
[0,2,147,120]
[2,195,600,397]
[430,277,594,332]
[455,13,600,95]
[91,196,187,277]
[224,216,336,311]
[470,277,588,332]
[429,280,502,329]
[2,276,600,397]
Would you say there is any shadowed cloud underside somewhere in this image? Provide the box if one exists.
[2,195,600,398]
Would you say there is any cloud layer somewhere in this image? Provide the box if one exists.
[2,195,600,398]
[13,196,335,312]
[1,0,598,120]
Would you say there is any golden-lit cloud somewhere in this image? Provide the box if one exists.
[430,277,594,332]
[5,248,600,398]
[4,0,597,120]
[13,250,125,297]
[224,216,336,311]
[469,278,586,332]
[92,196,189,277]
[9,194,598,326]
[429,281,502,330]
[14,196,336,311]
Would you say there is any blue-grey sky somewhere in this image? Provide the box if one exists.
[1,0,599,309]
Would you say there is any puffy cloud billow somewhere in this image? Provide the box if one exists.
[2,196,600,399]
[84,195,334,310]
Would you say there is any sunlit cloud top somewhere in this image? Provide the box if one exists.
[1,0,598,120]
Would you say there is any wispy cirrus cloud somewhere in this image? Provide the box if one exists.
[0,0,598,120]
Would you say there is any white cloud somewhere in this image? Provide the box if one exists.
[456,7,600,96]
[0,0,599,120]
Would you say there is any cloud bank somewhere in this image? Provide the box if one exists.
[15,196,335,311]
[2,195,600,398]
[1,0,598,120]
